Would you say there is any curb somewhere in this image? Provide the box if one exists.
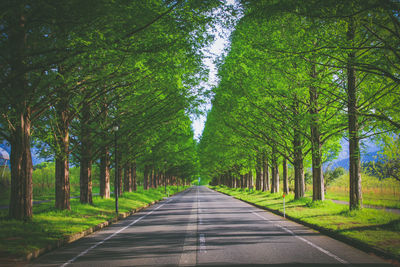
[214,189,400,265]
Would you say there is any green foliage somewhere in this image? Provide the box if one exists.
[200,0,400,209]
[324,167,345,188]
[370,135,400,182]
[1,0,227,219]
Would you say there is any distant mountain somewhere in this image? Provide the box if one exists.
[329,150,379,170]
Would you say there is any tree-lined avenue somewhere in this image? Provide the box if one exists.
[28,187,388,266]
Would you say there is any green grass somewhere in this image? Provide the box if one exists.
[1,163,109,206]
[324,173,400,209]
[0,186,188,258]
[210,185,400,258]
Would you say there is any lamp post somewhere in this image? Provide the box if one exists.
[112,123,119,215]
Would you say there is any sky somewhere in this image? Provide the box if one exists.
[191,35,227,140]
[191,1,237,141]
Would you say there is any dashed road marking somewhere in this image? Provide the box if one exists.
[199,234,207,253]
[178,199,197,266]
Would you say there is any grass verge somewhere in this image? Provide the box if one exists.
[0,186,188,260]
[210,185,400,260]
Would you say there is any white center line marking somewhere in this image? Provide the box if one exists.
[199,234,207,253]
[60,199,172,267]
[178,191,197,266]
[252,211,352,266]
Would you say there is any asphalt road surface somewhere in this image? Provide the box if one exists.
[28,186,391,266]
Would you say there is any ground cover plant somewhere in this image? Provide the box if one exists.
[210,185,400,258]
[0,186,188,259]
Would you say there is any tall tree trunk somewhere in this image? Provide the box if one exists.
[249,171,253,189]
[293,133,305,199]
[99,99,110,198]
[55,98,71,209]
[131,162,137,191]
[143,165,149,190]
[124,163,131,192]
[293,96,305,199]
[149,169,154,188]
[310,62,325,201]
[153,169,158,188]
[157,171,161,188]
[100,147,110,198]
[8,8,33,220]
[283,158,289,194]
[294,151,305,199]
[80,102,92,204]
[347,17,362,210]
[255,153,262,191]
[271,151,279,193]
[9,113,33,220]
[262,154,270,191]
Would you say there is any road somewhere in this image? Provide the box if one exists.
[28,186,390,266]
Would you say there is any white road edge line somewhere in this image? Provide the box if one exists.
[60,199,173,267]
[251,211,352,267]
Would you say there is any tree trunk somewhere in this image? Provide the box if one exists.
[80,102,92,204]
[255,153,262,191]
[131,162,137,191]
[54,101,71,209]
[293,95,305,199]
[347,17,362,210]
[157,171,161,187]
[100,147,110,198]
[9,113,33,220]
[153,169,158,188]
[262,154,270,191]
[8,8,33,220]
[143,165,149,190]
[294,153,305,199]
[271,152,279,193]
[124,163,131,192]
[283,158,289,194]
[249,171,253,189]
[310,62,325,201]
[149,169,154,188]
[293,133,305,199]
[99,99,110,199]
[55,154,70,210]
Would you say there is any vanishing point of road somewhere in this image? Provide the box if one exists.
[28,186,390,266]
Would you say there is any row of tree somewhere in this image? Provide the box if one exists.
[199,0,400,210]
[1,0,225,220]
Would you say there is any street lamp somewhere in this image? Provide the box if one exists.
[112,123,119,215]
